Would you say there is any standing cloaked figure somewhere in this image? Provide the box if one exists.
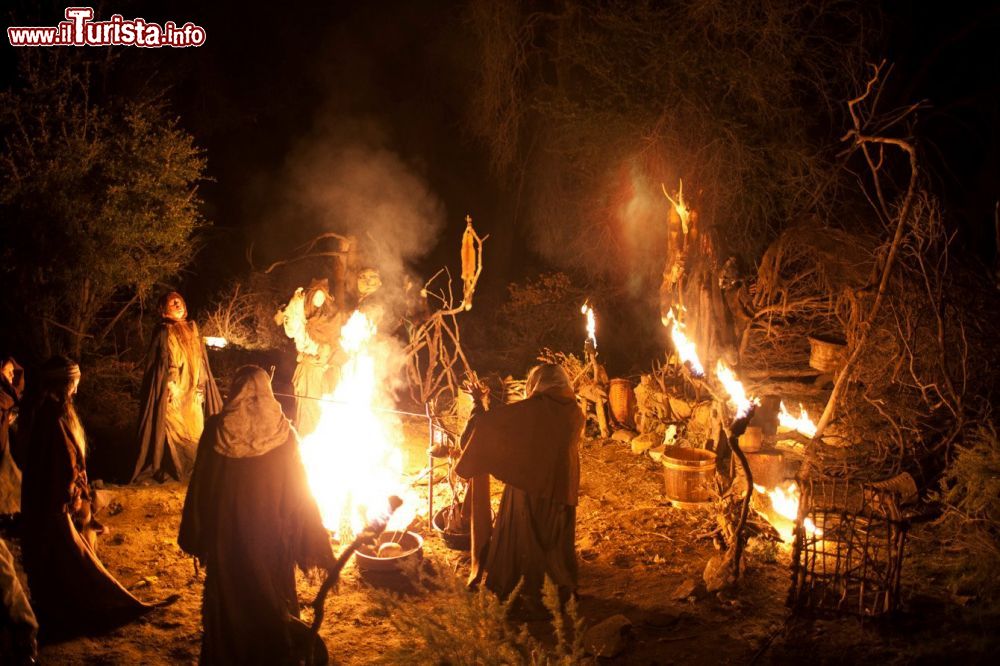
[20,356,153,639]
[0,357,25,515]
[133,292,222,483]
[179,366,334,665]
[456,363,584,607]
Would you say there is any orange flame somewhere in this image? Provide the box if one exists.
[778,401,817,438]
[716,360,756,419]
[753,480,822,543]
[664,309,704,376]
[299,310,416,539]
[581,303,597,348]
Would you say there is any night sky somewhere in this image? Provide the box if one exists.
[3,0,998,303]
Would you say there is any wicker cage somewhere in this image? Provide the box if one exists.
[788,477,909,618]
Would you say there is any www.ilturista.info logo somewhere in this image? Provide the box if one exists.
[8,7,206,48]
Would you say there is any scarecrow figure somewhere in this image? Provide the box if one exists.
[179,366,334,665]
[20,356,154,639]
[0,357,25,515]
[133,292,223,483]
[276,280,344,438]
[456,363,584,613]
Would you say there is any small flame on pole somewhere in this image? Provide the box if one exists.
[581,302,597,349]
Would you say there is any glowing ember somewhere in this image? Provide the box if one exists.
[778,401,817,438]
[753,480,822,543]
[203,336,227,349]
[581,303,597,348]
[716,360,756,419]
[299,310,416,539]
[664,309,704,376]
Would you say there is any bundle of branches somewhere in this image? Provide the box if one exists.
[403,223,485,412]
[834,192,999,474]
[801,64,1000,487]
[746,225,876,353]
[200,277,288,351]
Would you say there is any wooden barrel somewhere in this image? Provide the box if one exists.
[662,447,716,508]
[608,378,636,428]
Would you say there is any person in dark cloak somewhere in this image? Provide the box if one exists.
[133,291,222,483]
[179,365,335,665]
[456,363,584,610]
[20,356,154,639]
[1,357,25,516]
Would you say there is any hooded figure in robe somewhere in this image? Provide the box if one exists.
[20,356,153,639]
[132,291,222,483]
[179,365,334,665]
[456,363,584,606]
[0,357,25,515]
[276,280,344,438]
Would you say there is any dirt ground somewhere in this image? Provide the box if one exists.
[9,425,997,665]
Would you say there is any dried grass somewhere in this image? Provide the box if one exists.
[371,575,586,665]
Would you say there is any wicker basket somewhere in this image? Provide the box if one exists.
[807,336,847,373]
[608,378,636,428]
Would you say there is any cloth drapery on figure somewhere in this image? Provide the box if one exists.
[456,363,584,602]
[277,281,343,437]
[0,536,37,663]
[20,356,152,639]
[132,292,222,483]
[179,366,334,665]
[0,357,25,514]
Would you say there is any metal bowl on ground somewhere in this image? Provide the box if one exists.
[354,530,424,573]
[432,504,471,550]
[354,531,424,592]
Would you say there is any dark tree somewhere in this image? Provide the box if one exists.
[0,51,208,359]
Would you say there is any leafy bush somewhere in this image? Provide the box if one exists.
[482,272,588,373]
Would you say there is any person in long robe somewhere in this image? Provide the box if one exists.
[456,363,584,608]
[179,365,334,665]
[276,280,343,437]
[0,357,25,516]
[20,356,153,640]
[132,292,222,483]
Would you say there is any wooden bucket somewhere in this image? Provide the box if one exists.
[662,447,716,508]
[808,336,847,373]
[608,378,636,428]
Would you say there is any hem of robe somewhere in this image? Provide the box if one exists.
[482,485,578,603]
